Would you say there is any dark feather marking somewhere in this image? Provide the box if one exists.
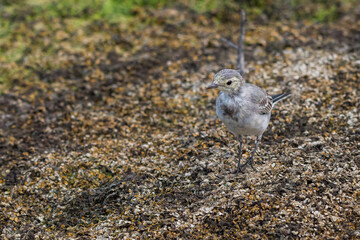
[221,104,239,121]
[272,92,290,103]
[259,96,273,114]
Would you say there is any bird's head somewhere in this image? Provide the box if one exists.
[206,69,244,94]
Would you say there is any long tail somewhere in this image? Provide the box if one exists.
[271,92,291,104]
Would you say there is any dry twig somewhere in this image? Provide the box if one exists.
[221,9,246,74]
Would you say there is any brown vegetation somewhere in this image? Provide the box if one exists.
[0,3,359,239]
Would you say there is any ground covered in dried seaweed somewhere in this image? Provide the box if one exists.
[1,3,360,240]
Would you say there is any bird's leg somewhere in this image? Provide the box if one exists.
[239,135,262,171]
[235,136,244,175]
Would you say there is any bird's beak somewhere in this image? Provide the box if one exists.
[206,83,218,89]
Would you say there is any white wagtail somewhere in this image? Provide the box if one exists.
[207,69,290,173]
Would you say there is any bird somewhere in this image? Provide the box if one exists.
[206,69,290,174]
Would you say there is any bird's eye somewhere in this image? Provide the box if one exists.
[227,80,232,85]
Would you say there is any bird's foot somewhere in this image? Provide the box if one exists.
[233,167,244,175]
[236,157,256,173]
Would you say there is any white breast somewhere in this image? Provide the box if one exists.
[216,92,271,136]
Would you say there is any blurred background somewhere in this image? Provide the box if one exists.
[1,0,358,21]
[0,0,359,91]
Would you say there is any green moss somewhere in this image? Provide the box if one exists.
[315,5,338,22]
[0,19,12,40]
[101,0,167,17]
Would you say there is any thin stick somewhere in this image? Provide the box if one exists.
[220,37,239,50]
[237,9,246,73]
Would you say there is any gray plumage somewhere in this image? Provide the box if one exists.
[207,69,290,173]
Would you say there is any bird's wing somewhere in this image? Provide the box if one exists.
[241,83,273,114]
[258,95,273,114]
